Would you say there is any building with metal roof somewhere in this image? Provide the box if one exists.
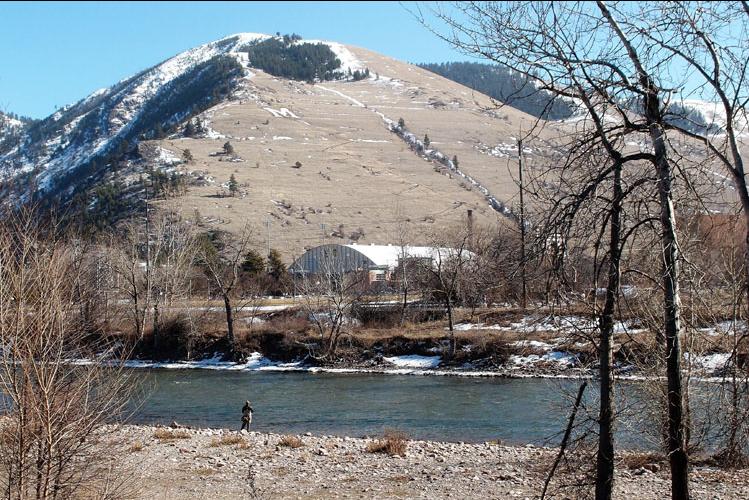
[289,243,471,283]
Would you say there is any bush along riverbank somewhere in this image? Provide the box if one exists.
[114,307,745,380]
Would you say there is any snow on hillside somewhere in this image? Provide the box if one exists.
[0,113,27,157]
[301,40,364,74]
[0,33,365,198]
[0,115,24,130]
[676,99,749,136]
[559,95,749,137]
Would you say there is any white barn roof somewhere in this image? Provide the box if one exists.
[343,244,452,268]
[290,243,472,274]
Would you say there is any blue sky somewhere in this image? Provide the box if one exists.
[0,1,469,119]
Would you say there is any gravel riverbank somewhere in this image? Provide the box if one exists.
[106,424,749,499]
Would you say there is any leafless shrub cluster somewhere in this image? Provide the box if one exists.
[0,213,135,499]
[277,435,303,449]
[366,430,408,457]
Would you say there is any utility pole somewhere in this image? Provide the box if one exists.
[265,217,271,255]
[518,138,527,310]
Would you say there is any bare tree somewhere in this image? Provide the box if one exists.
[392,203,413,326]
[294,246,368,360]
[0,214,134,499]
[632,2,749,304]
[109,210,196,351]
[197,224,255,355]
[416,1,695,497]
[415,229,475,359]
[109,220,152,342]
[149,213,196,350]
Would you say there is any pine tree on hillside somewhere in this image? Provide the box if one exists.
[228,174,239,196]
[452,155,459,168]
[223,141,234,156]
[183,120,196,137]
[241,249,265,275]
[183,149,193,163]
[424,134,431,149]
[397,117,406,129]
[267,249,286,280]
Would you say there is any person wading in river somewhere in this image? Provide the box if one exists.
[241,400,254,431]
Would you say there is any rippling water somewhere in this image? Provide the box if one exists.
[127,370,699,448]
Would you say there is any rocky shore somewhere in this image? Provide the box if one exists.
[105,424,749,499]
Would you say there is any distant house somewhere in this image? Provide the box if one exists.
[289,243,471,284]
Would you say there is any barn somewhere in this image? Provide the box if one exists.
[289,243,467,283]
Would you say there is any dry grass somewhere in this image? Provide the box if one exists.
[621,452,665,470]
[278,435,304,448]
[128,441,145,453]
[209,434,246,447]
[194,467,217,477]
[366,430,408,457]
[153,428,191,441]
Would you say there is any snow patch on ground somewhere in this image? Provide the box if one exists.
[685,352,731,372]
[155,147,182,165]
[510,340,554,350]
[317,86,366,107]
[76,352,304,372]
[264,107,299,119]
[453,316,644,335]
[510,351,578,368]
[383,355,442,369]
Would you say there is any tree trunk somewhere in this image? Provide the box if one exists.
[152,301,160,351]
[223,294,235,351]
[446,295,455,358]
[723,120,749,313]
[596,162,622,500]
[400,284,408,326]
[743,208,749,313]
[650,113,690,500]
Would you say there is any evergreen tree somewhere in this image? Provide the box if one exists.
[452,155,459,168]
[244,37,343,81]
[424,134,431,149]
[228,174,239,196]
[267,249,286,280]
[241,249,265,275]
[183,120,196,137]
[397,117,406,129]
[182,149,193,163]
[153,123,165,139]
[169,172,185,196]
[223,141,235,156]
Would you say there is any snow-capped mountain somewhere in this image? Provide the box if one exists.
[0,33,363,201]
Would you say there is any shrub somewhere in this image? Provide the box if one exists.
[128,441,145,453]
[366,430,408,456]
[209,434,245,447]
[278,435,304,448]
[153,428,191,441]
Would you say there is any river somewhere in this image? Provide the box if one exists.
[129,370,693,449]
